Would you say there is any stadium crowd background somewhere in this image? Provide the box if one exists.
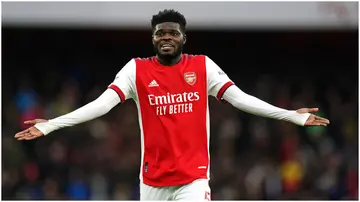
[2,2,358,200]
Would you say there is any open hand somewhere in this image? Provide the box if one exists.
[14,119,48,140]
[296,108,330,126]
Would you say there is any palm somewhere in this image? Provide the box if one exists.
[296,108,330,126]
[14,119,47,140]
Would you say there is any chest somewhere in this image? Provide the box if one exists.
[135,60,207,95]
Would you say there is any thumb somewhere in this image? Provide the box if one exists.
[24,119,48,125]
[307,108,319,113]
[296,108,319,114]
[24,120,37,125]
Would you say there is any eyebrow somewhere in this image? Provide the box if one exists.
[156,26,178,30]
[155,29,180,32]
[155,23,180,29]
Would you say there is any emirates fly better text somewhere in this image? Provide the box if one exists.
[148,92,200,115]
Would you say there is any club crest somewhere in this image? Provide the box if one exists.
[184,72,197,85]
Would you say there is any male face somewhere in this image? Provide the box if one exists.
[152,22,186,59]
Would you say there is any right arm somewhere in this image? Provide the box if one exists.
[34,89,120,135]
[15,59,136,140]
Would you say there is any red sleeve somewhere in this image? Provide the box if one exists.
[216,81,234,103]
[108,84,125,103]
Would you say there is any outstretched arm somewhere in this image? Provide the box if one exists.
[14,89,121,140]
[222,85,329,126]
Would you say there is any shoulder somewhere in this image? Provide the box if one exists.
[115,58,137,75]
[184,54,207,60]
[184,54,218,68]
[183,54,208,65]
[134,56,154,63]
[132,56,155,68]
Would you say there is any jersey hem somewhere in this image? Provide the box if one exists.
[142,176,209,187]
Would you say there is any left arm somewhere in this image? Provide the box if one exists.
[223,85,327,126]
[205,55,329,127]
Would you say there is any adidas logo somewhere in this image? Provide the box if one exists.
[148,80,159,87]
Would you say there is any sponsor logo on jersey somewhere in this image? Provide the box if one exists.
[148,92,200,116]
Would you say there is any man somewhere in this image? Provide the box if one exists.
[15,9,330,201]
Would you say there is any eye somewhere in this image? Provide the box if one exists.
[171,31,181,36]
[154,31,164,37]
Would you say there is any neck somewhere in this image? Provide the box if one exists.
[156,54,182,66]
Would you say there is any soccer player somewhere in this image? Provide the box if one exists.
[15,9,330,201]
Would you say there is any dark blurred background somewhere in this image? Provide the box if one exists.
[2,2,358,200]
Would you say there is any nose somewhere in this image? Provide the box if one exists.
[161,33,173,40]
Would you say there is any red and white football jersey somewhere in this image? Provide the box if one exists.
[108,54,233,187]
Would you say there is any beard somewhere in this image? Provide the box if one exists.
[154,44,183,61]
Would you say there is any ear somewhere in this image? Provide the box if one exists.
[183,34,187,45]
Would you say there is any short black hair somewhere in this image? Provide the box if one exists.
[151,9,187,32]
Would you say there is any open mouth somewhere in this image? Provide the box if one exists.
[160,44,175,51]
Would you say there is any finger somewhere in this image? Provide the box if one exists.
[305,119,328,126]
[14,133,23,138]
[309,123,327,126]
[24,136,35,140]
[16,136,26,140]
[317,122,327,126]
[18,132,35,140]
[24,120,37,125]
[14,130,29,138]
[315,116,330,124]
[28,134,39,140]
[20,136,34,140]
[312,119,328,125]
[319,120,330,125]
[307,108,319,113]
